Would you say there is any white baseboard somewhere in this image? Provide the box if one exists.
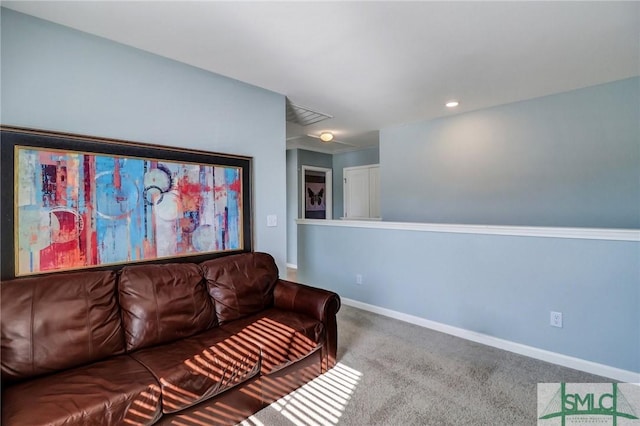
[286,263,298,269]
[341,297,640,383]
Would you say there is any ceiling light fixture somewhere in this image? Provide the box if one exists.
[319,132,334,142]
[446,100,459,108]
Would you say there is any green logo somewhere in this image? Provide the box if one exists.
[538,383,639,425]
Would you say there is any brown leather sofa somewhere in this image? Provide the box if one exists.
[1,252,340,425]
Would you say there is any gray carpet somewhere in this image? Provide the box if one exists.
[241,304,610,425]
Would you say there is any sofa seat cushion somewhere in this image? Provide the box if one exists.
[220,308,324,375]
[130,327,261,414]
[1,355,161,426]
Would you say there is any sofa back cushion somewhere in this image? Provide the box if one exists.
[118,263,216,351]
[1,270,124,383]
[200,252,278,324]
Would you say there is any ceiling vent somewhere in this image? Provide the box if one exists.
[286,98,333,126]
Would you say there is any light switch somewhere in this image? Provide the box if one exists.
[267,215,277,227]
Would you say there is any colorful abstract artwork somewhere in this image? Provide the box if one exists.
[14,146,244,276]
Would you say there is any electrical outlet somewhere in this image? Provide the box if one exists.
[550,311,563,328]
[356,274,363,285]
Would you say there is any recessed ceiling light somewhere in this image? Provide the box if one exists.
[446,101,459,108]
[319,132,334,142]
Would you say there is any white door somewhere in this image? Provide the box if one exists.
[344,167,372,218]
[369,166,380,218]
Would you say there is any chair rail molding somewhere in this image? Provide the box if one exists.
[296,219,640,242]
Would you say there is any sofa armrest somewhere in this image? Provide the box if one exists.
[273,279,341,371]
[273,279,340,322]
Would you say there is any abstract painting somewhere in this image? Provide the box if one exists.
[1,127,251,277]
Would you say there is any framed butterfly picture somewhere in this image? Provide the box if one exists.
[306,184,325,211]
[302,165,332,220]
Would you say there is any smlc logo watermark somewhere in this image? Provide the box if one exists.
[538,383,640,425]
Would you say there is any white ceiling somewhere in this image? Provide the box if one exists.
[3,1,639,154]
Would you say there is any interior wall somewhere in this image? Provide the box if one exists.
[1,8,288,271]
[286,149,298,266]
[332,147,380,219]
[297,78,640,376]
[286,147,380,265]
[297,223,639,374]
[381,77,640,228]
[282,149,333,267]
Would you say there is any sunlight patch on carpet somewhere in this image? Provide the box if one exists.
[241,362,362,426]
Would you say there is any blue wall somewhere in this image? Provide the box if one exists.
[286,150,299,266]
[298,149,334,170]
[1,9,288,271]
[297,79,640,376]
[381,78,640,228]
[285,149,333,266]
[298,224,639,373]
